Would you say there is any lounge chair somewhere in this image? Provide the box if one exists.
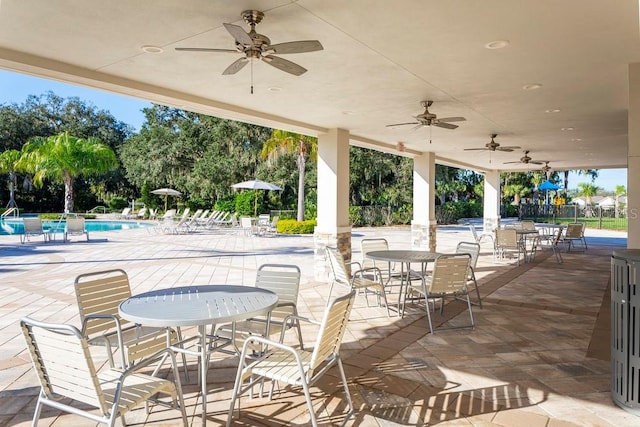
[65,217,89,242]
[136,207,147,219]
[20,218,48,244]
[118,207,132,219]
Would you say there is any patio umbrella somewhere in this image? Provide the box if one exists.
[151,188,182,211]
[536,180,560,205]
[231,180,283,216]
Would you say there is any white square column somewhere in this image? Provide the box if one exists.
[628,64,640,248]
[412,152,436,251]
[483,170,501,233]
[314,128,351,281]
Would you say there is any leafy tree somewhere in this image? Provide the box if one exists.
[0,149,22,208]
[261,130,317,221]
[18,132,118,213]
[614,184,626,218]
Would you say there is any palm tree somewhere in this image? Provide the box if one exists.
[18,132,118,213]
[614,184,626,219]
[261,130,317,222]
[0,149,22,209]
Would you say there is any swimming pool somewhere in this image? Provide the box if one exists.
[0,219,153,235]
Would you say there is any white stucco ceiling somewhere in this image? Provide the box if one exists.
[0,0,638,173]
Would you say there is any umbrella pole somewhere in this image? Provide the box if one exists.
[165,195,168,212]
[254,191,258,216]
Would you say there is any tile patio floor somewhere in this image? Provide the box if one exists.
[0,221,635,426]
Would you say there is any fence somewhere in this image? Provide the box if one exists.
[520,204,627,231]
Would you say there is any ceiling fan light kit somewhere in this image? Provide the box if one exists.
[176,10,323,92]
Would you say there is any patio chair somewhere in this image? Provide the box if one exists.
[20,317,188,427]
[404,253,474,334]
[226,291,356,427]
[74,269,179,369]
[118,207,132,219]
[263,215,279,237]
[360,237,404,286]
[240,216,256,236]
[564,222,588,251]
[215,264,304,353]
[65,217,89,242]
[545,226,566,263]
[455,241,482,308]
[148,208,157,220]
[136,207,147,219]
[494,228,525,265]
[325,246,390,316]
[20,217,48,244]
[468,223,494,245]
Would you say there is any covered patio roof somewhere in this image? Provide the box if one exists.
[1,1,638,172]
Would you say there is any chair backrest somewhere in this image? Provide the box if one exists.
[326,246,351,287]
[429,254,471,294]
[255,264,301,319]
[258,214,270,225]
[309,291,355,373]
[565,223,583,238]
[149,208,157,219]
[551,226,565,246]
[496,228,518,248]
[240,216,253,229]
[520,220,535,230]
[456,241,480,270]
[177,208,190,220]
[74,269,132,337]
[468,224,480,243]
[270,215,279,228]
[23,217,44,233]
[137,207,147,218]
[66,217,86,233]
[121,207,131,217]
[360,238,389,270]
[20,317,107,412]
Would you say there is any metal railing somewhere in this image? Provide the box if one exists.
[1,207,19,218]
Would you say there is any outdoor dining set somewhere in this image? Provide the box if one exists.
[17,219,588,425]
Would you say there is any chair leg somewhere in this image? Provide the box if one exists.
[336,357,355,426]
[470,273,482,309]
[466,293,475,329]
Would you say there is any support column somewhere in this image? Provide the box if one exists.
[314,128,351,281]
[483,170,501,233]
[628,64,640,248]
[411,152,436,251]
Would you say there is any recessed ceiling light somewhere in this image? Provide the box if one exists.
[522,83,542,90]
[571,138,582,142]
[341,110,355,115]
[545,109,561,113]
[141,45,163,54]
[267,86,282,92]
[561,127,575,131]
[484,40,510,49]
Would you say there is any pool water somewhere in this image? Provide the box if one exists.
[0,219,153,235]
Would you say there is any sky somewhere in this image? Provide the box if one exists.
[0,70,629,192]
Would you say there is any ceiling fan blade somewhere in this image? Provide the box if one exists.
[495,147,515,152]
[175,47,238,53]
[503,161,522,164]
[434,122,458,130]
[386,122,420,127]
[530,160,546,165]
[222,57,249,75]
[262,55,307,75]
[438,117,466,123]
[223,23,253,46]
[464,148,489,151]
[269,40,323,54]
[497,146,521,151]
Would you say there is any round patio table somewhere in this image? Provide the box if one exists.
[366,250,441,316]
[119,285,278,425]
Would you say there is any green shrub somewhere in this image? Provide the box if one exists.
[109,196,128,211]
[39,213,97,220]
[277,219,317,234]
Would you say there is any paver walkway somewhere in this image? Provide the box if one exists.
[0,222,635,426]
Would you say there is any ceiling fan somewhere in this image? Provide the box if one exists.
[464,134,520,152]
[386,100,466,130]
[175,10,323,91]
[504,150,547,165]
[541,161,552,173]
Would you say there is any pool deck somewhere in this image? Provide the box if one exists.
[0,222,636,426]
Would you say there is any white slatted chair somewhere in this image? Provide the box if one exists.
[215,264,304,353]
[564,222,588,251]
[455,241,482,308]
[227,291,356,427]
[74,269,178,369]
[20,217,48,243]
[65,217,89,242]
[326,246,390,316]
[405,254,474,334]
[494,228,525,265]
[20,317,187,427]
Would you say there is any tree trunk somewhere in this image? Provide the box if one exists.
[563,170,569,196]
[6,172,17,208]
[63,172,74,214]
[296,153,306,222]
